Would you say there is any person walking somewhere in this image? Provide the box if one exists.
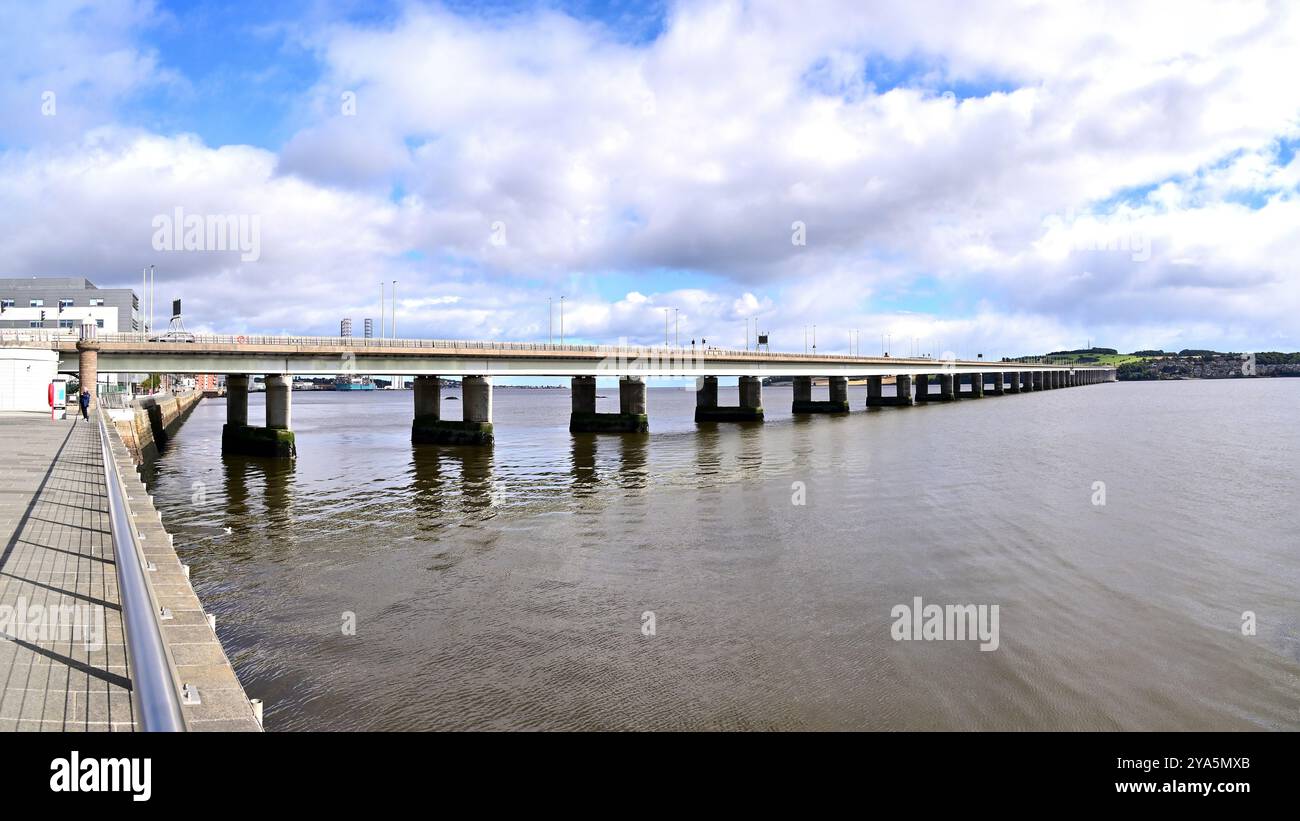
[79,390,90,420]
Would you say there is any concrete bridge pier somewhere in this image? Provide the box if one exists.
[266,375,292,429]
[914,373,929,403]
[227,374,249,425]
[569,375,648,432]
[222,373,296,457]
[793,375,850,413]
[935,373,957,401]
[696,376,763,422]
[413,375,494,444]
[1006,372,1020,393]
[865,375,882,406]
[969,373,985,398]
[793,375,812,405]
[894,374,913,406]
[866,374,910,407]
[1032,371,1044,391]
[988,372,1004,395]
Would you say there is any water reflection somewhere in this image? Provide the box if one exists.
[409,445,497,521]
[570,434,598,494]
[615,433,649,489]
[221,456,294,523]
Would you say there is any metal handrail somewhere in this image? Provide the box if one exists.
[95,407,186,732]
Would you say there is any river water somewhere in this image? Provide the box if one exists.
[143,379,1300,730]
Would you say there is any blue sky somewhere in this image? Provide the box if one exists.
[2,0,1298,357]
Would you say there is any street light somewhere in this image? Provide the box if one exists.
[560,296,565,344]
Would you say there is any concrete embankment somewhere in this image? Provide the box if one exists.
[111,390,204,464]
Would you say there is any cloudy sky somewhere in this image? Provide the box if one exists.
[3,0,1298,358]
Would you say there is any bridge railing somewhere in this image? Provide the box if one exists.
[83,332,1080,366]
[0,329,80,344]
[2,328,1100,368]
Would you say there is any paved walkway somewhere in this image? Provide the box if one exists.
[0,414,134,731]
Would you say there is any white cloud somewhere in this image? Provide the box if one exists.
[1,0,1299,355]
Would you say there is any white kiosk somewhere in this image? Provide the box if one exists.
[0,348,60,414]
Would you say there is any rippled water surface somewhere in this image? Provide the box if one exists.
[144,380,1300,730]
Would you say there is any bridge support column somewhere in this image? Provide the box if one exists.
[1032,371,1043,391]
[739,376,762,412]
[414,374,441,419]
[793,376,812,404]
[222,373,295,457]
[76,340,99,409]
[266,375,292,429]
[893,374,914,406]
[1006,372,1020,393]
[988,372,1004,395]
[970,373,985,398]
[696,376,763,422]
[793,375,849,413]
[226,375,249,426]
[914,373,929,402]
[936,373,957,401]
[413,375,493,444]
[570,375,648,432]
[865,375,884,406]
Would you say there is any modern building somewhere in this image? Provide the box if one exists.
[0,276,139,333]
[195,374,219,393]
[341,318,353,337]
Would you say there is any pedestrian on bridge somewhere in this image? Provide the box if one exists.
[79,390,90,420]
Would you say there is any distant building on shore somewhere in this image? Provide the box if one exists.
[195,374,219,393]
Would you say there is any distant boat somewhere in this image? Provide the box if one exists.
[335,376,376,391]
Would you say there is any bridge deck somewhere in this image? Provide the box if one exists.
[0,415,134,730]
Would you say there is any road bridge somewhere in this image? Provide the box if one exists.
[4,330,1116,454]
